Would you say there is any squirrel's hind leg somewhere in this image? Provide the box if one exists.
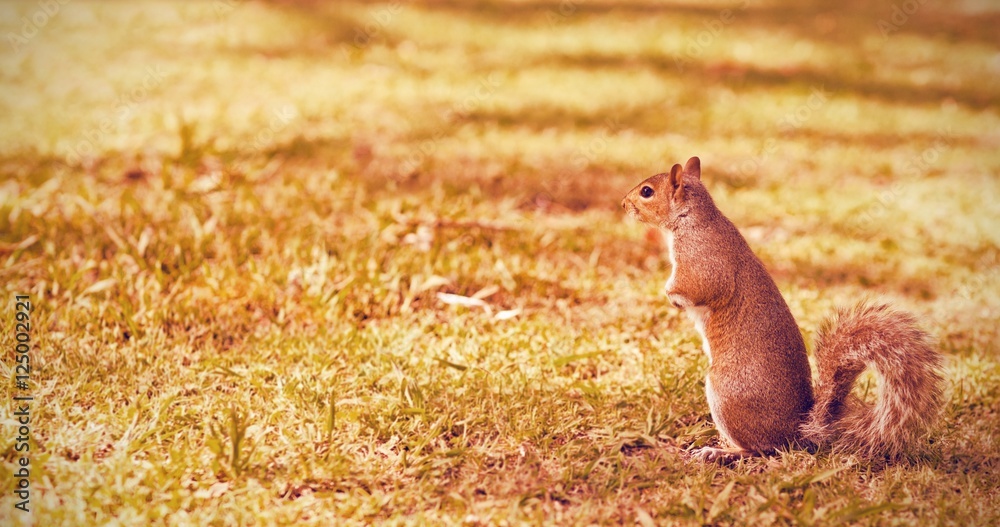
[690,446,755,465]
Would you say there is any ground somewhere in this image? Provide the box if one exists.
[1,0,999,525]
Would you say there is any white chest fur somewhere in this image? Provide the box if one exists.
[687,306,712,364]
[705,374,736,447]
[665,231,677,292]
[664,230,713,364]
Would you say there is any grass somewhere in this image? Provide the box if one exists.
[1,0,999,524]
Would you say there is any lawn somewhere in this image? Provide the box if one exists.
[1,0,999,525]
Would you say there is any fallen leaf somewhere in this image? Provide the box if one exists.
[472,284,500,300]
[416,275,451,293]
[81,278,117,296]
[494,308,521,321]
[436,292,489,309]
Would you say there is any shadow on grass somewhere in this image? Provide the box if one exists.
[769,255,940,300]
[249,1,998,113]
[519,52,997,111]
[400,0,1000,48]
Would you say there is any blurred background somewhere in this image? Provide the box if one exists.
[3,0,998,206]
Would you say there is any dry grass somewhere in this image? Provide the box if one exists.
[1,0,999,525]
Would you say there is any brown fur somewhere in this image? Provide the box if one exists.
[801,301,944,458]
[622,157,944,463]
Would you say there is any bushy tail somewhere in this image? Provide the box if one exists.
[800,301,944,459]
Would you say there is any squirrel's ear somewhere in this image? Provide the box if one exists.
[669,163,685,201]
[684,156,701,181]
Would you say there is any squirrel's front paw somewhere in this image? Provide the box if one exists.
[689,446,749,465]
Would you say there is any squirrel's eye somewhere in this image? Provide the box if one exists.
[640,186,654,198]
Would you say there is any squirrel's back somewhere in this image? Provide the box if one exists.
[674,182,814,453]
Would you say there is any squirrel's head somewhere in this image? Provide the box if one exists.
[622,156,702,228]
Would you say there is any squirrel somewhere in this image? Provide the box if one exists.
[621,156,944,463]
